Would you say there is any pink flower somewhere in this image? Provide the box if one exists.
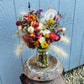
[36,33,42,39]
[49,32,56,40]
[48,39,53,44]
[59,14,61,17]
[57,28,62,32]
[56,16,60,21]
[24,19,28,23]
[23,14,29,18]
[39,9,43,12]
[54,34,61,41]
[23,33,29,40]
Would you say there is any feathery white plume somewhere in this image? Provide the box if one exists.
[20,11,27,16]
[50,45,67,57]
[60,35,70,44]
[16,42,26,56]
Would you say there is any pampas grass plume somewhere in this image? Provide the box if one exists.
[60,36,70,44]
[20,11,27,16]
[50,45,67,57]
[16,42,26,56]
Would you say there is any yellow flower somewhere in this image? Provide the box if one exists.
[40,63,42,66]
[47,18,54,26]
[41,41,48,48]
[44,33,49,38]
[18,26,22,31]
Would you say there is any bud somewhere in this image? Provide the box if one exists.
[61,28,66,32]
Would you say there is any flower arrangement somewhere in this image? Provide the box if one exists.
[16,9,66,50]
[15,3,70,67]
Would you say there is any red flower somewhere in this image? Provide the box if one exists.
[59,14,61,17]
[16,21,21,26]
[35,13,37,16]
[35,23,39,27]
[39,9,43,12]
[34,23,39,30]
[49,32,56,40]
[54,34,61,41]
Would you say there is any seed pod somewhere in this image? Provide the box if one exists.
[61,28,66,32]
[57,28,62,32]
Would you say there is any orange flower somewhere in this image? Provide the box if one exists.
[28,15,36,22]
[36,45,38,48]
[35,41,39,48]
[30,20,36,26]
[29,33,35,38]
[36,40,39,44]
[32,41,35,43]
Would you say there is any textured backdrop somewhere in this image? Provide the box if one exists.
[0,0,84,84]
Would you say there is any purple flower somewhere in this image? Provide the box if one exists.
[24,19,28,23]
[54,34,61,41]
[56,16,60,21]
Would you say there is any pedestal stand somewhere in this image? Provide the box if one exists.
[21,55,67,84]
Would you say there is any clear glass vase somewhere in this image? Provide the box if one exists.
[36,47,49,68]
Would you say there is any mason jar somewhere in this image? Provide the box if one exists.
[36,47,49,68]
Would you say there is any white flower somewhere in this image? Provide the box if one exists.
[43,30,50,35]
[39,37,45,43]
[44,9,57,20]
[40,12,46,22]
[38,23,43,29]
[61,28,66,32]
[40,18,46,23]
[40,30,43,33]
[28,26,34,33]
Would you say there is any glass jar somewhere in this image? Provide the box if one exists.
[36,47,49,68]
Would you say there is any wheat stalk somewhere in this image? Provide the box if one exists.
[16,42,26,56]
[50,45,67,57]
